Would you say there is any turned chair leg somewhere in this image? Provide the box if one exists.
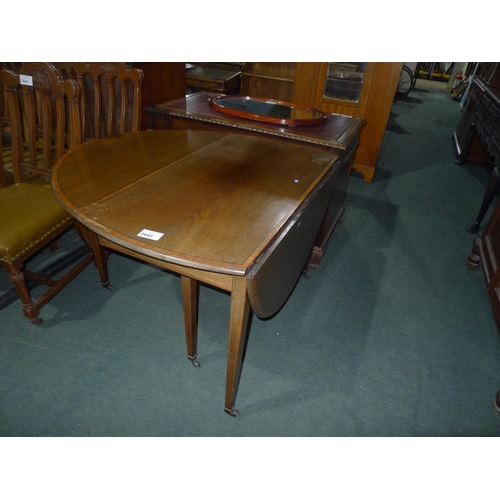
[8,268,43,324]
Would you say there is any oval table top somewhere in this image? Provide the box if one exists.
[53,130,338,278]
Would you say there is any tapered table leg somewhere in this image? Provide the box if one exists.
[182,276,200,367]
[75,222,114,290]
[224,276,251,417]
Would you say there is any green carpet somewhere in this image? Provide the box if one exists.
[1,84,499,437]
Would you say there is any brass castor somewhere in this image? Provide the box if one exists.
[466,221,480,233]
[188,355,200,368]
[224,407,240,417]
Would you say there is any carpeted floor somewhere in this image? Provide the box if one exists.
[1,83,499,438]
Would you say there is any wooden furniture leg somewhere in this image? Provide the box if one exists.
[76,223,114,290]
[224,276,251,417]
[7,265,42,324]
[467,166,500,233]
[466,239,481,269]
[182,276,200,367]
[3,236,94,325]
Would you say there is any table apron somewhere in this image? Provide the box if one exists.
[100,236,235,292]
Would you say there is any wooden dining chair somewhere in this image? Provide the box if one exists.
[0,62,95,324]
[73,62,144,140]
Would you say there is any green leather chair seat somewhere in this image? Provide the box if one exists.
[0,183,71,263]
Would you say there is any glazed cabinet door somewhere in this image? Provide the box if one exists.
[314,62,376,117]
[314,62,402,183]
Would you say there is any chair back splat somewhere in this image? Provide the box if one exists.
[0,132,8,188]
[2,62,82,184]
[73,62,144,140]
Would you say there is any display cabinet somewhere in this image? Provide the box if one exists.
[313,62,402,183]
[239,62,402,183]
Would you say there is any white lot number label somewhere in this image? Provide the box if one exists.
[20,74,33,86]
[137,229,164,241]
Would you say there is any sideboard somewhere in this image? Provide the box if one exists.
[453,66,500,233]
[467,196,500,332]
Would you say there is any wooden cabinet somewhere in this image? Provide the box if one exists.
[313,62,402,183]
[185,63,242,94]
[467,197,500,333]
[453,78,494,167]
[239,62,402,183]
[240,62,299,102]
[454,67,500,233]
[132,63,186,129]
[453,65,500,168]
[239,63,322,106]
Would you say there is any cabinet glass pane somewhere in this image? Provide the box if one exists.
[323,63,367,102]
